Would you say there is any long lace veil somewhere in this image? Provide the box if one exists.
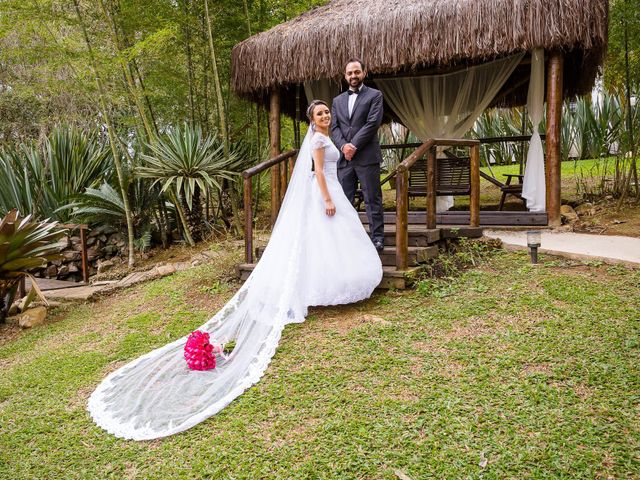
[89,128,315,440]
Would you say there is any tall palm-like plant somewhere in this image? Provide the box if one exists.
[137,124,236,244]
[0,126,111,221]
[0,210,65,322]
[43,126,112,221]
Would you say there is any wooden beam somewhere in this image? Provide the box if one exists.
[79,225,89,283]
[545,51,563,227]
[243,177,253,264]
[469,145,480,227]
[426,146,437,229]
[269,90,281,226]
[395,169,409,270]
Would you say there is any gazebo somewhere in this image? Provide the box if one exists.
[231,0,608,280]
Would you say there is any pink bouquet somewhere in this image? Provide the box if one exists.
[184,330,223,371]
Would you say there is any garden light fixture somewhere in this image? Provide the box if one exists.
[527,230,542,264]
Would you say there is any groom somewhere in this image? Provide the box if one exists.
[331,59,385,251]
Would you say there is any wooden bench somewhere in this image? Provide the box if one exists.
[408,156,471,198]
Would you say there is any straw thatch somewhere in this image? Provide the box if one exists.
[231,0,608,113]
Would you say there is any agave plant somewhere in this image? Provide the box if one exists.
[0,125,111,221]
[0,210,65,322]
[137,124,237,243]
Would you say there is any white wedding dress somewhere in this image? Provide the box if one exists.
[88,128,383,440]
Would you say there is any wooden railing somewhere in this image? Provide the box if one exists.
[242,149,299,263]
[395,138,481,270]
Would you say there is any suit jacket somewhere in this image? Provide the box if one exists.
[330,85,384,167]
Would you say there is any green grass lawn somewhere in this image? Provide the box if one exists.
[1,245,639,479]
[480,157,618,179]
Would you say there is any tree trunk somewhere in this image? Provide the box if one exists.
[182,0,196,125]
[170,189,195,246]
[203,0,242,235]
[183,184,203,242]
[99,0,155,141]
[73,0,136,267]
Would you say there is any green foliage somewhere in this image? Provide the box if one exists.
[137,124,236,210]
[473,108,528,166]
[605,0,640,94]
[0,125,112,222]
[413,237,502,291]
[0,210,65,321]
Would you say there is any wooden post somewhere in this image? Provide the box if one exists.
[269,90,281,226]
[18,277,26,299]
[545,51,563,227]
[279,160,287,204]
[243,176,253,263]
[395,167,409,270]
[426,146,437,229]
[469,144,480,227]
[79,225,89,283]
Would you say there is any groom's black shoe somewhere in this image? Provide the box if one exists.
[373,239,384,252]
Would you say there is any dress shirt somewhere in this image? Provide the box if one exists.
[348,85,362,118]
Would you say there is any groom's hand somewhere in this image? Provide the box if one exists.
[342,143,357,161]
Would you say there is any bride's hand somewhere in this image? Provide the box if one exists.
[324,199,336,217]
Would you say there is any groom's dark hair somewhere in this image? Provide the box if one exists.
[345,58,365,71]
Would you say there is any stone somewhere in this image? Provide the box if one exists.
[8,302,19,316]
[86,236,97,247]
[560,205,578,222]
[118,272,150,288]
[191,259,202,267]
[68,263,80,273]
[87,247,99,261]
[156,264,176,276]
[18,306,47,328]
[200,250,222,260]
[63,250,81,262]
[99,234,108,243]
[55,237,70,249]
[5,315,19,326]
[575,203,594,215]
[45,265,58,278]
[97,260,115,274]
[57,265,70,276]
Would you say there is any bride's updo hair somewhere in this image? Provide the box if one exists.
[306,100,329,122]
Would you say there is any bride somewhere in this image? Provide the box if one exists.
[88,100,383,440]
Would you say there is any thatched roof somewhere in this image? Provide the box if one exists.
[231,0,608,115]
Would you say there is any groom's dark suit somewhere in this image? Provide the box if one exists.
[330,85,384,244]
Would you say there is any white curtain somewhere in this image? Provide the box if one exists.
[303,78,341,107]
[376,53,524,211]
[522,49,546,212]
